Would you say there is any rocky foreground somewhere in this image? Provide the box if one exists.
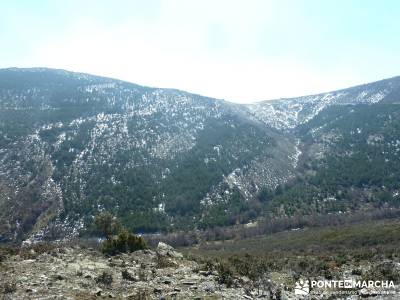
[1,242,400,299]
[0,242,286,299]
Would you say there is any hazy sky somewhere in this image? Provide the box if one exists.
[1,0,400,103]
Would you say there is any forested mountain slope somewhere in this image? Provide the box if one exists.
[262,104,400,219]
[0,68,399,243]
[0,68,296,242]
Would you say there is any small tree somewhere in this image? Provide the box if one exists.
[101,230,148,255]
[94,212,122,238]
[94,212,147,255]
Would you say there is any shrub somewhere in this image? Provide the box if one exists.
[351,269,362,276]
[101,230,147,255]
[94,212,148,255]
[0,246,17,262]
[216,262,235,287]
[96,271,113,286]
[363,262,400,282]
[19,242,56,259]
[121,269,136,281]
[1,282,17,294]
[94,212,122,238]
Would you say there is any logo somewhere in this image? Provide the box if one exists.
[294,278,396,297]
[295,279,310,296]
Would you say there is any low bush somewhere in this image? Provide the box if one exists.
[19,242,56,259]
[363,262,400,283]
[216,262,235,287]
[101,230,147,255]
[0,246,17,262]
[96,271,113,286]
[351,269,362,276]
[121,269,136,281]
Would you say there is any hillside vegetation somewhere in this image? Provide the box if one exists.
[1,68,400,243]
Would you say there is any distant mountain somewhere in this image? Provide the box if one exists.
[0,68,399,243]
[246,76,400,130]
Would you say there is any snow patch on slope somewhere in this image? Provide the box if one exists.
[246,78,399,130]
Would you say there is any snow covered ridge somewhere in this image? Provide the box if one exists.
[245,76,400,130]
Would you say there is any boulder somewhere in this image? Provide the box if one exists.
[156,242,183,259]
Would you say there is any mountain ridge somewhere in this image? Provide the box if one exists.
[246,76,400,130]
[257,75,400,103]
[4,67,400,105]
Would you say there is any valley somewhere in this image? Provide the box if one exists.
[0,68,400,245]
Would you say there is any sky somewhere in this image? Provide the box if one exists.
[1,0,400,103]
